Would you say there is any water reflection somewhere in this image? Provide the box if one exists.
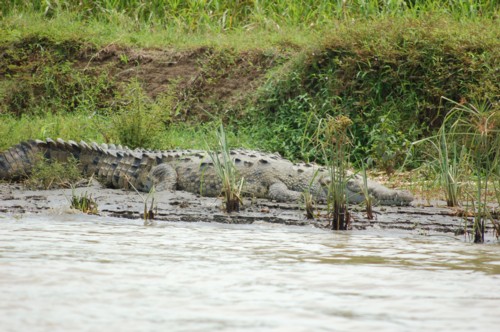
[0,214,499,332]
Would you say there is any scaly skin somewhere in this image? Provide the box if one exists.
[0,138,414,205]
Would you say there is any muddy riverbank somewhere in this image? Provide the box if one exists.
[1,182,498,242]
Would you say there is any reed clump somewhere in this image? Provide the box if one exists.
[314,115,354,230]
[414,98,499,243]
[208,124,244,213]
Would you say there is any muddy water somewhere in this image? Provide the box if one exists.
[0,214,499,332]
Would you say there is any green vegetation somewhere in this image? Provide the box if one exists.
[1,1,499,217]
[24,154,82,189]
[244,18,498,167]
[70,189,98,214]
[444,100,498,243]
[208,124,244,213]
[414,99,499,242]
[2,1,497,34]
[315,115,353,230]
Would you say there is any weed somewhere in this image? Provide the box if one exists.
[302,190,315,220]
[415,98,498,242]
[413,125,468,207]
[24,154,82,189]
[208,124,244,213]
[70,189,98,214]
[142,187,156,226]
[125,176,157,225]
[109,79,171,149]
[444,99,498,243]
[314,115,353,230]
[367,112,412,175]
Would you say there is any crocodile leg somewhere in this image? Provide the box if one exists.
[268,181,303,202]
[149,164,178,191]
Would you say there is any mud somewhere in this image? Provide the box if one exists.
[1,181,498,242]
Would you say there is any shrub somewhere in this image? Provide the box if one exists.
[109,79,172,149]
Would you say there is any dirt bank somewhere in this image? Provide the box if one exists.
[0,37,282,121]
[1,182,497,242]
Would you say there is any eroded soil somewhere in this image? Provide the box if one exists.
[0,37,284,120]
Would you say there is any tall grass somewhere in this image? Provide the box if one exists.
[314,115,353,230]
[2,1,498,32]
[444,100,499,243]
[1,1,498,181]
[413,124,468,207]
[208,124,244,213]
[415,98,499,242]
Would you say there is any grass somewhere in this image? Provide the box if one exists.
[2,1,497,32]
[413,122,467,207]
[413,98,499,242]
[109,79,172,149]
[314,115,353,230]
[302,190,316,220]
[208,124,244,213]
[1,15,497,160]
[243,16,499,165]
[24,154,82,189]
[445,100,499,243]
[70,189,98,214]
[0,2,498,229]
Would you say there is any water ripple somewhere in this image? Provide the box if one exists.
[0,214,499,332]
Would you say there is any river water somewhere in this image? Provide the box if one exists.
[0,214,499,332]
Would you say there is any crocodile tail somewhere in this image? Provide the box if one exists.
[0,138,84,181]
[0,138,161,192]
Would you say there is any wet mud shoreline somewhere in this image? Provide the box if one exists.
[0,182,497,241]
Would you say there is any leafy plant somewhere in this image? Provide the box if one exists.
[125,175,157,225]
[367,112,412,175]
[302,190,315,220]
[302,169,321,220]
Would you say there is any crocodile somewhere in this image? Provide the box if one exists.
[0,138,413,205]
